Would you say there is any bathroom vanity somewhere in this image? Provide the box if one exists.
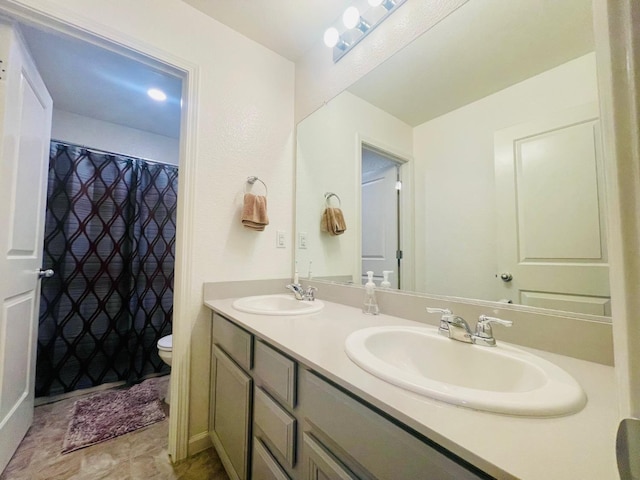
[205,297,618,480]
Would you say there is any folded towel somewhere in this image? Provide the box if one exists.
[321,207,347,236]
[242,193,269,231]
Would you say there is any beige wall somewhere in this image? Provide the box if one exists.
[413,52,598,301]
[5,0,295,450]
[51,109,180,165]
[296,91,412,282]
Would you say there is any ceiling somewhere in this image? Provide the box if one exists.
[16,0,594,141]
[21,25,183,139]
[18,1,350,140]
[180,0,349,61]
[347,0,594,127]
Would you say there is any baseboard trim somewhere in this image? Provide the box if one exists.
[188,431,212,456]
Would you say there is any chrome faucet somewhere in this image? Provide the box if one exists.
[285,284,318,301]
[473,315,513,346]
[426,308,512,346]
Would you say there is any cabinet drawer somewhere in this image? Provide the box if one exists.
[254,339,296,408]
[254,387,296,468]
[253,437,291,480]
[300,370,484,480]
[213,313,252,370]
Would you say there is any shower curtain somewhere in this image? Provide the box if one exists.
[36,142,178,397]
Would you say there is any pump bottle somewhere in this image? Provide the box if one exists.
[380,270,393,289]
[363,271,379,315]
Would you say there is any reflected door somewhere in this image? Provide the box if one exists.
[494,103,610,315]
[0,23,53,471]
[361,148,400,288]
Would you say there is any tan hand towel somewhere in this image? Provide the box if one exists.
[321,207,347,236]
[242,193,269,231]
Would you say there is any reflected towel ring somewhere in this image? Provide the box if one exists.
[246,176,268,196]
[324,192,341,207]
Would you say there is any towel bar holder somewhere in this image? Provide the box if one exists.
[246,176,268,196]
[324,192,341,207]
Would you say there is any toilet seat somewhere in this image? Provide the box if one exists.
[158,334,172,352]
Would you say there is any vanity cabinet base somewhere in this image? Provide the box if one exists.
[209,311,490,480]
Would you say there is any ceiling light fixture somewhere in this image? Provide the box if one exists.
[147,88,167,102]
[324,0,407,62]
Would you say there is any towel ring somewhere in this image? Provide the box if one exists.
[324,192,341,207]
[246,176,268,196]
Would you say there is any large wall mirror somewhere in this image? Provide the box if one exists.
[295,0,612,318]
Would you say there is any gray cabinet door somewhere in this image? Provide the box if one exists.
[253,437,291,480]
[302,434,356,480]
[212,345,252,480]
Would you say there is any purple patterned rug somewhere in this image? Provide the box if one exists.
[62,379,166,454]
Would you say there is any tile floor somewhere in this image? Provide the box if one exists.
[1,377,229,480]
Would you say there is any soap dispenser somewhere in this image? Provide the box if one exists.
[380,271,393,289]
[363,271,379,315]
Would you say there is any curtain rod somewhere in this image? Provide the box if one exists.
[51,139,179,168]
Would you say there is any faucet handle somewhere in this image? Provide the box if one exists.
[477,315,513,328]
[305,286,318,301]
[473,315,513,346]
[285,283,304,300]
[427,308,455,336]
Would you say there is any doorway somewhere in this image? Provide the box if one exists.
[17,24,183,400]
[361,145,405,289]
[0,15,189,470]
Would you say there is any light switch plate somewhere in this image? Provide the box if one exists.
[276,230,286,248]
[298,232,308,249]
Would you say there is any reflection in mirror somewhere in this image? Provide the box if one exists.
[295,0,611,317]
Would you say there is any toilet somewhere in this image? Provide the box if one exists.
[157,334,172,404]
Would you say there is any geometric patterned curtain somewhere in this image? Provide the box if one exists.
[36,142,178,397]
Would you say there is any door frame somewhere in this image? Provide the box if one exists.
[594,0,640,419]
[0,2,198,461]
[355,134,414,292]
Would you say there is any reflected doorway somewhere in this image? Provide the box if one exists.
[361,145,404,288]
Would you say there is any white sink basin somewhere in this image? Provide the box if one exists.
[345,326,586,417]
[232,294,324,316]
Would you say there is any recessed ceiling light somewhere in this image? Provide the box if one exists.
[147,88,167,102]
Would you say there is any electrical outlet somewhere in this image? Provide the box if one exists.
[298,232,308,249]
[276,230,286,248]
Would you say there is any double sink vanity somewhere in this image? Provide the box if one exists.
[205,285,618,480]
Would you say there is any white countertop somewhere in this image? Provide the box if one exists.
[205,297,619,480]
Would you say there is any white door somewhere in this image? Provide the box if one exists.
[0,23,53,472]
[494,103,610,315]
[361,148,400,288]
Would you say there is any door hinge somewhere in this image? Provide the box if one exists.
[396,250,403,260]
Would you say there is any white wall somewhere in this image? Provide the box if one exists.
[413,53,599,301]
[296,91,412,282]
[294,0,469,122]
[5,0,295,450]
[51,109,180,165]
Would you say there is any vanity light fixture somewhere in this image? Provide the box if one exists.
[323,27,350,50]
[343,6,370,33]
[324,0,407,63]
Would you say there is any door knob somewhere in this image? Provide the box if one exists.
[499,272,513,282]
[38,268,54,279]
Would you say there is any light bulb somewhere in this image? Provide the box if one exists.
[323,27,340,48]
[342,6,360,29]
[368,0,383,6]
[147,88,167,102]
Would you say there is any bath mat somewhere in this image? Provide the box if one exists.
[62,378,166,454]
